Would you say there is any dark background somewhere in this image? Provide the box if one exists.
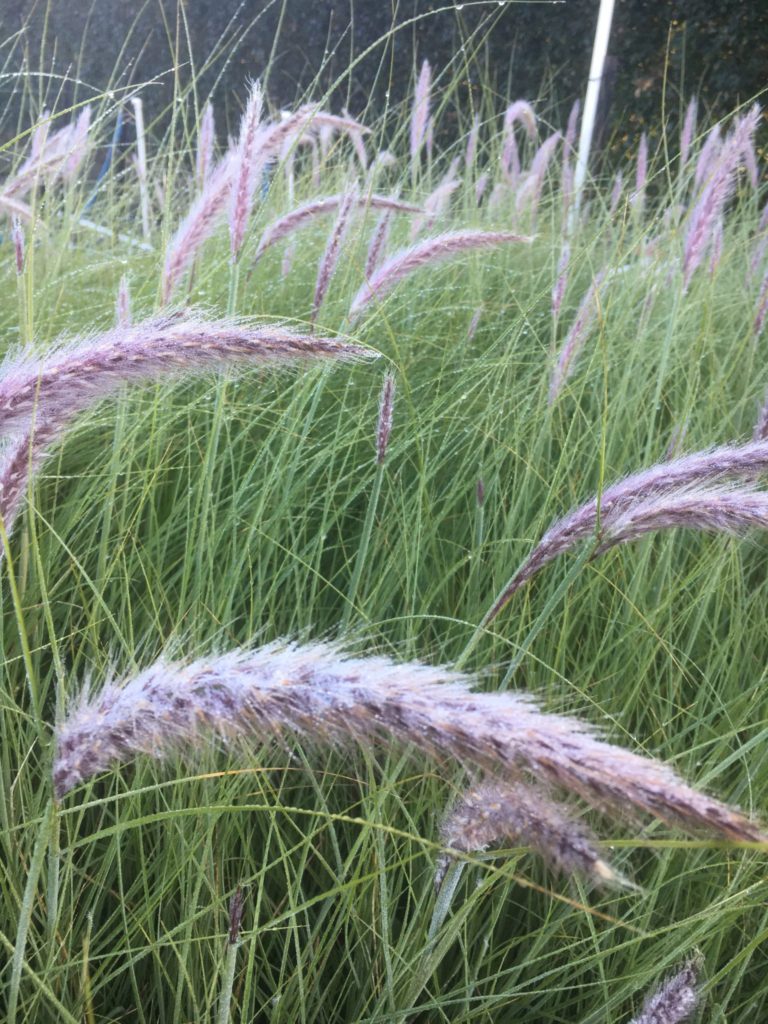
[0,1,766,146]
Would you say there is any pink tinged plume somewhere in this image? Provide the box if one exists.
[348,230,533,322]
[11,217,24,275]
[425,116,434,165]
[252,192,421,267]
[410,59,432,172]
[0,419,69,542]
[375,371,396,464]
[592,484,768,554]
[551,243,570,318]
[162,152,236,302]
[435,779,620,888]
[629,955,703,1024]
[516,132,562,215]
[680,97,697,170]
[365,209,393,278]
[0,312,376,437]
[474,172,489,204]
[62,104,92,182]
[485,436,768,619]
[742,133,760,189]
[229,81,265,260]
[0,316,375,544]
[52,641,766,845]
[312,183,359,323]
[709,215,724,275]
[2,117,79,199]
[196,101,215,190]
[116,275,131,325]
[410,176,460,239]
[465,113,480,168]
[683,105,760,290]
[693,124,721,189]
[549,270,606,404]
[500,100,537,185]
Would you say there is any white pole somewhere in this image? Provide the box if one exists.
[571,0,616,225]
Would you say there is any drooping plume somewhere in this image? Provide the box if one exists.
[312,182,359,323]
[484,437,768,621]
[349,230,533,321]
[53,641,766,848]
[435,778,620,888]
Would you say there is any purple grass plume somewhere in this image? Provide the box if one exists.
[679,98,698,171]
[196,101,216,190]
[410,59,432,175]
[312,182,359,323]
[465,113,480,169]
[375,371,396,464]
[516,132,561,216]
[549,270,606,403]
[349,230,533,321]
[410,174,460,238]
[435,778,620,888]
[52,640,766,848]
[0,419,66,541]
[500,100,537,185]
[551,243,571,319]
[0,312,375,436]
[229,81,265,260]
[484,437,768,622]
[365,209,394,279]
[0,314,375,546]
[684,105,760,289]
[162,153,236,303]
[629,954,703,1024]
[252,193,420,268]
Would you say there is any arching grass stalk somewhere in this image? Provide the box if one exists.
[341,372,395,629]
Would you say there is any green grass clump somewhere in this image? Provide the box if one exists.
[1,19,767,1022]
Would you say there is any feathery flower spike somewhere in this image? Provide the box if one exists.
[629,955,703,1024]
[349,230,533,321]
[0,313,375,435]
[52,641,766,846]
[485,437,768,621]
[312,182,359,323]
[435,778,620,888]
